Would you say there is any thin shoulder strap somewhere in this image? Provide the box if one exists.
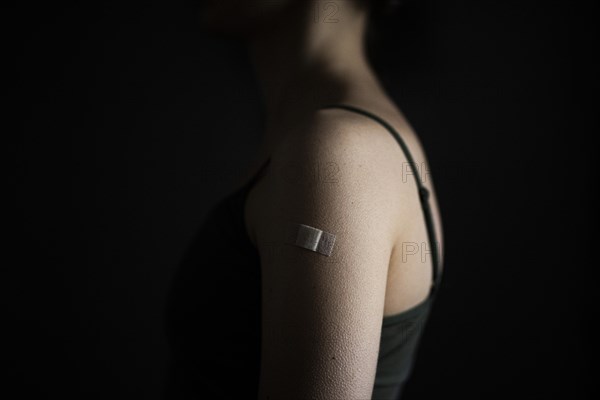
[319,103,442,297]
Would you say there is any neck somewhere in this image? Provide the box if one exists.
[245,0,385,152]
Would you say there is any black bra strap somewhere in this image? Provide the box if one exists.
[318,103,442,297]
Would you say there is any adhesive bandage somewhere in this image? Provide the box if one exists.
[284,223,336,256]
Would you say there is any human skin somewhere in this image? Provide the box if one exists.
[196,1,444,398]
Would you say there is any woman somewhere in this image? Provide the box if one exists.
[164,1,444,399]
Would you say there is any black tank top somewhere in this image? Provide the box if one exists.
[163,103,443,400]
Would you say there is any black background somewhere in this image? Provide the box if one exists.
[7,0,597,399]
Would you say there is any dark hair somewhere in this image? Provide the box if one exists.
[358,0,422,84]
[367,0,406,18]
[361,0,407,60]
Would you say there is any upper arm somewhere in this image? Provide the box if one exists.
[255,119,401,399]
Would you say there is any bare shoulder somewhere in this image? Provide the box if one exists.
[253,108,413,399]
[280,106,413,166]
[258,108,409,249]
